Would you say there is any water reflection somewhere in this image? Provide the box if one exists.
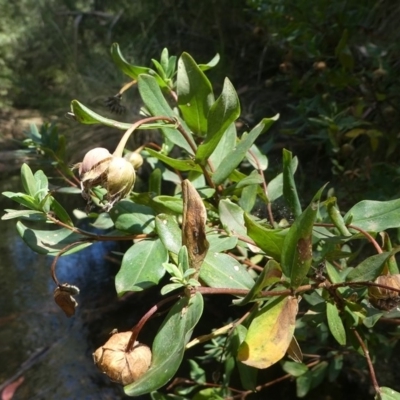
[0,177,148,399]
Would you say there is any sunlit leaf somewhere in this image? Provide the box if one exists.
[380,387,400,400]
[195,78,240,163]
[145,148,202,172]
[345,199,400,232]
[16,221,91,255]
[237,296,298,368]
[21,163,36,197]
[155,214,181,255]
[177,52,214,136]
[115,239,168,293]
[212,116,278,185]
[138,74,195,153]
[200,252,254,290]
[124,293,203,396]
[110,200,155,234]
[244,213,288,261]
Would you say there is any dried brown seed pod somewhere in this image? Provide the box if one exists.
[369,274,400,311]
[54,283,80,317]
[93,332,152,385]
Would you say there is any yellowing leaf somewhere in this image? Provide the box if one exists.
[237,296,298,368]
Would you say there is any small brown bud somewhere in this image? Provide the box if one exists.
[369,274,400,311]
[93,332,152,385]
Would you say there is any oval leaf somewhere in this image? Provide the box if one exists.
[346,252,391,282]
[345,199,400,232]
[326,302,346,346]
[110,200,155,234]
[124,293,203,396]
[200,253,254,290]
[177,52,214,136]
[237,296,298,368]
[115,239,168,293]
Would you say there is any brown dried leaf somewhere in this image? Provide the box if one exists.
[181,180,209,274]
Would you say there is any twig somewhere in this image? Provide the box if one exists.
[352,329,381,397]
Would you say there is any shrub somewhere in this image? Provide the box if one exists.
[3,47,400,399]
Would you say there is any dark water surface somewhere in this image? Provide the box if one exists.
[0,176,148,400]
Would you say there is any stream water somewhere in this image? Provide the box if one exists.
[0,175,148,400]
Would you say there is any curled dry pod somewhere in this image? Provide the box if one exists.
[93,332,152,385]
[54,283,80,317]
[368,274,400,311]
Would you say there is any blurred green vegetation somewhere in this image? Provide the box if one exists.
[1,0,400,201]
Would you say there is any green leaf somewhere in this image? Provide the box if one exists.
[326,302,346,346]
[34,170,49,200]
[116,239,167,293]
[177,52,214,136]
[206,233,238,253]
[268,156,298,202]
[346,252,391,282]
[198,53,220,71]
[212,116,278,185]
[138,74,195,153]
[237,296,298,368]
[209,122,236,169]
[281,186,325,289]
[282,361,308,377]
[380,387,400,400]
[152,195,183,214]
[50,197,73,226]
[283,149,301,217]
[145,148,202,172]
[149,168,162,195]
[195,78,240,163]
[111,43,151,79]
[2,192,39,210]
[110,200,155,234]
[70,100,132,129]
[21,163,36,196]
[1,209,45,221]
[296,371,312,398]
[200,253,254,290]
[219,199,247,236]
[155,214,181,255]
[233,259,282,306]
[124,293,203,396]
[345,199,400,232]
[193,389,224,400]
[16,221,91,255]
[244,213,288,261]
